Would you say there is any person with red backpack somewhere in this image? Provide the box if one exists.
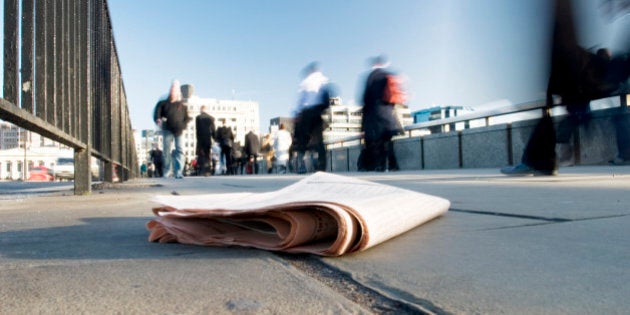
[359,55,405,172]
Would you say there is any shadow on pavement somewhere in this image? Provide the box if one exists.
[0,216,265,260]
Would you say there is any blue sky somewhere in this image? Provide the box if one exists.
[108,0,558,132]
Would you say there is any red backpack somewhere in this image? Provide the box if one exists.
[383,75,406,105]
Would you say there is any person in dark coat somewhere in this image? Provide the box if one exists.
[149,144,163,177]
[215,120,235,175]
[195,105,216,176]
[232,141,245,175]
[155,80,191,179]
[501,0,630,176]
[360,55,401,172]
[244,130,261,174]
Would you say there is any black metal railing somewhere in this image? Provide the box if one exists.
[1,0,137,194]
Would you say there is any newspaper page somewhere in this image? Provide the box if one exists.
[147,172,450,256]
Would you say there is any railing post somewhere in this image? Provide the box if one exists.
[4,0,20,105]
[74,148,91,194]
[75,0,92,194]
[457,131,463,168]
[21,0,35,113]
[34,0,48,120]
[346,147,350,172]
[45,0,57,124]
[506,123,513,165]
[420,136,425,170]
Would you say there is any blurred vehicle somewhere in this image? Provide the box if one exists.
[113,166,121,182]
[53,157,100,181]
[28,166,55,182]
[54,157,74,181]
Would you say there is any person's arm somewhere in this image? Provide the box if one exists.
[195,116,201,139]
[210,119,216,139]
[154,100,164,126]
[183,104,192,124]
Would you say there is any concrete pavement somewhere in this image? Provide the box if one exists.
[1,166,629,314]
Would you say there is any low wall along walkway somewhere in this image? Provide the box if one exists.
[328,107,626,172]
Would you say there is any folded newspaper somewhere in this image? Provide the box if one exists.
[147,172,450,256]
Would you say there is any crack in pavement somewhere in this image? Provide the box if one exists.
[276,253,450,315]
[451,208,629,223]
[449,208,572,222]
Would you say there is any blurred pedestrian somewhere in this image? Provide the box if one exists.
[244,129,261,174]
[154,80,191,179]
[501,0,630,176]
[359,54,403,172]
[215,120,234,175]
[147,162,155,178]
[232,141,244,175]
[261,133,275,174]
[148,143,163,178]
[211,142,221,175]
[273,123,293,174]
[292,62,331,173]
[195,105,216,176]
[140,163,147,178]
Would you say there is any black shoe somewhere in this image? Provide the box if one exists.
[500,163,557,176]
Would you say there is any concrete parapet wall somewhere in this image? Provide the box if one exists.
[577,112,618,164]
[327,107,628,172]
[423,133,460,169]
[330,148,350,172]
[393,137,422,170]
[507,119,539,166]
[348,146,362,172]
[461,124,509,168]
[329,146,363,172]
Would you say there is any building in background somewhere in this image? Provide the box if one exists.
[181,97,259,166]
[322,97,413,144]
[321,98,363,144]
[412,105,475,133]
[134,130,155,167]
[0,122,76,180]
[1,122,69,151]
[1,123,55,180]
[0,123,21,150]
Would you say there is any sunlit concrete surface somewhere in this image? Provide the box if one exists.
[1,166,629,314]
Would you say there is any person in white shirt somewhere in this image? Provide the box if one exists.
[292,62,331,173]
[273,123,293,174]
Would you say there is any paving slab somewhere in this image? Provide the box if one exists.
[324,166,630,314]
[1,165,629,314]
[324,213,630,314]
[0,185,368,314]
